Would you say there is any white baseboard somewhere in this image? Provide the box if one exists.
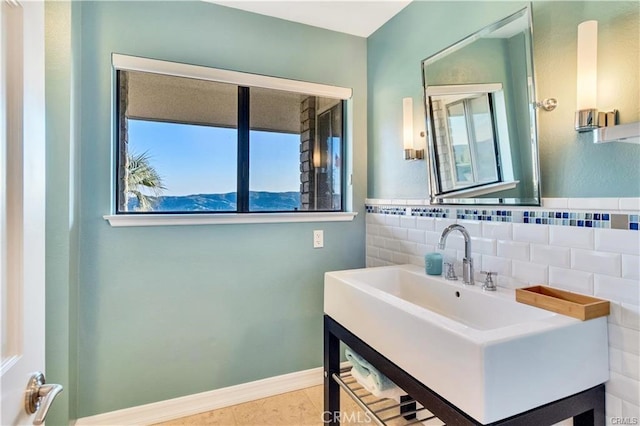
[75,363,347,425]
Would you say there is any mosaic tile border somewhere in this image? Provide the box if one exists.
[411,207,449,218]
[366,204,639,231]
[365,206,406,215]
[456,209,522,223]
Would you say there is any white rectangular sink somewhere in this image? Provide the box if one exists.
[324,264,609,424]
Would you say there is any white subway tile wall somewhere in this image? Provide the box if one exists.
[549,267,594,295]
[365,198,640,421]
[513,223,550,244]
[571,249,622,276]
[531,244,571,268]
[549,226,594,249]
[622,255,640,280]
[596,229,640,256]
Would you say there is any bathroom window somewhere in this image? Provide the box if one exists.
[113,55,351,215]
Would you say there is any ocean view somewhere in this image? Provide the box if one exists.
[127,191,301,212]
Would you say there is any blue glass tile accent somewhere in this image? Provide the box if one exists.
[410,207,450,218]
[366,203,637,233]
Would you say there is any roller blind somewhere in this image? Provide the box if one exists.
[115,54,351,134]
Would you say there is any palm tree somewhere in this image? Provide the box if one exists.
[125,151,166,211]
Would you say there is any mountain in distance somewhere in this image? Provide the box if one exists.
[128,191,301,212]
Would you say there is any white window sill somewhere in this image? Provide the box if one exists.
[104,212,358,227]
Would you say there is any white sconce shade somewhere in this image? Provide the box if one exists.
[576,20,598,111]
[403,97,414,150]
[402,97,424,160]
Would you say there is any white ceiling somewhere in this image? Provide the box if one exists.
[205,1,412,37]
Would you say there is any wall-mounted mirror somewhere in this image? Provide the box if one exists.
[422,6,541,206]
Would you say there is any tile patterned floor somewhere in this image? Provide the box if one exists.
[154,385,443,426]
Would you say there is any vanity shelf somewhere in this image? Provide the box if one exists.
[324,315,605,425]
[332,367,441,425]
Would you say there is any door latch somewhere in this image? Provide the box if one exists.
[24,372,63,425]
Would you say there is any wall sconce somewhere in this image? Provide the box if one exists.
[575,20,617,131]
[574,20,639,143]
[403,97,424,160]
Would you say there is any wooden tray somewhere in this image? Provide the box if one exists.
[515,285,610,320]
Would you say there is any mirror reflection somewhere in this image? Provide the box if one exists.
[422,7,540,205]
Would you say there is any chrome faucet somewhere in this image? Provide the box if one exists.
[438,224,474,285]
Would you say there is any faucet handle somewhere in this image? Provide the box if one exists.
[444,262,458,280]
[480,271,497,291]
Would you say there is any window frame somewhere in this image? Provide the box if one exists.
[107,54,355,225]
[444,94,501,187]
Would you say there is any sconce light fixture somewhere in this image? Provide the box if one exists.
[403,97,424,160]
[573,20,639,143]
[575,20,618,132]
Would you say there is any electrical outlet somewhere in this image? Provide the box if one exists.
[313,230,324,248]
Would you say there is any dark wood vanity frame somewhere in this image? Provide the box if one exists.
[324,315,605,426]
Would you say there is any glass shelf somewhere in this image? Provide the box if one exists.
[593,122,640,144]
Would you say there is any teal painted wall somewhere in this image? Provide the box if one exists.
[46,0,367,419]
[368,1,640,199]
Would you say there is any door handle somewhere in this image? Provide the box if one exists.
[24,372,63,425]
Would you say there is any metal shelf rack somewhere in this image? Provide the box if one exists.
[332,367,442,426]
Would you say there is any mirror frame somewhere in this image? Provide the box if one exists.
[421,5,541,206]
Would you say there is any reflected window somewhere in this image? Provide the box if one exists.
[431,89,503,193]
[445,94,499,187]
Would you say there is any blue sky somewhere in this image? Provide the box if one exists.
[128,119,300,196]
